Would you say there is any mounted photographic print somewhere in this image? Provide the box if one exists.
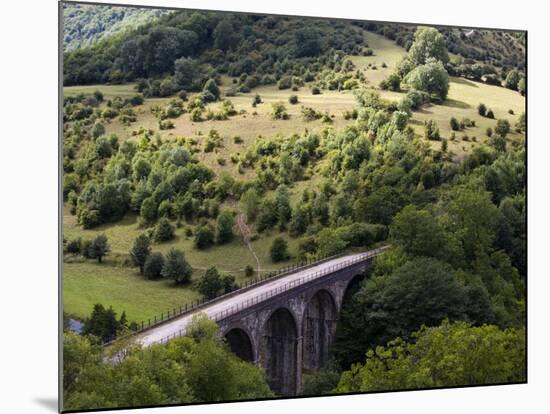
[60,1,527,412]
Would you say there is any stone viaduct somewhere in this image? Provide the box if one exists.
[130,247,388,396]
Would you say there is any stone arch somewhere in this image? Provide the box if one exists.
[342,273,366,305]
[224,327,255,363]
[302,289,338,370]
[262,307,298,396]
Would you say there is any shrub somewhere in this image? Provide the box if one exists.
[289,95,299,105]
[194,224,215,249]
[66,238,82,254]
[486,127,493,137]
[450,117,460,131]
[301,106,322,122]
[244,264,254,277]
[130,234,151,274]
[154,218,175,242]
[478,103,487,117]
[144,252,164,280]
[159,120,175,130]
[486,109,495,119]
[311,86,321,95]
[128,94,144,106]
[495,119,511,138]
[190,108,203,122]
[380,72,401,91]
[424,120,441,141]
[252,94,262,106]
[233,135,243,144]
[271,102,289,120]
[270,237,290,262]
[161,249,192,284]
[88,234,109,263]
[278,76,292,90]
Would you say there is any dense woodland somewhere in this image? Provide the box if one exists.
[62,5,526,410]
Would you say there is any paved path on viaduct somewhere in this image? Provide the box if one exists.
[129,246,388,396]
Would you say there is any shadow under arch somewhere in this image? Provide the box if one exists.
[263,307,298,396]
[303,289,338,371]
[224,327,255,363]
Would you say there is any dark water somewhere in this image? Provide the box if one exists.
[69,318,83,334]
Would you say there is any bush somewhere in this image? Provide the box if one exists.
[271,102,289,120]
[161,249,192,284]
[424,120,441,141]
[88,234,109,263]
[144,252,164,280]
[311,86,321,95]
[278,76,292,90]
[154,218,175,242]
[270,237,289,262]
[486,109,495,119]
[66,238,82,254]
[244,264,255,277]
[380,72,401,91]
[128,94,144,106]
[486,127,493,137]
[252,94,262,106]
[289,95,299,105]
[495,119,511,138]
[450,117,460,131]
[478,103,487,117]
[233,135,243,144]
[194,224,215,249]
[159,120,175,130]
[190,107,203,122]
[301,106,322,122]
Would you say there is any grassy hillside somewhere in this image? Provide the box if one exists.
[62,12,525,330]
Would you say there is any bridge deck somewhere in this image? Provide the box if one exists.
[132,249,384,347]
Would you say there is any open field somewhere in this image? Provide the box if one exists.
[63,260,201,323]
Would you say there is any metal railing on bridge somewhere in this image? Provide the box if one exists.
[149,246,388,346]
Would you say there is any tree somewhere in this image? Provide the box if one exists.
[504,69,521,91]
[317,228,347,257]
[203,78,220,101]
[390,205,448,260]
[449,117,460,131]
[82,303,124,343]
[289,206,310,237]
[256,198,278,232]
[197,266,224,300]
[403,59,449,101]
[174,57,200,91]
[346,258,474,350]
[275,184,292,228]
[143,252,164,280]
[194,223,215,249]
[216,209,234,244]
[517,77,526,96]
[63,319,273,411]
[154,217,175,242]
[88,234,109,263]
[161,249,192,284]
[271,102,289,120]
[270,237,289,262]
[244,264,254,277]
[407,27,449,67]
[293,27,322,57]
[335,320,525,393]
[240,188,260,222]
[495,119,511,138]
[130,234,151,273]
[478,103,487,117]
[213,18,238,51]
